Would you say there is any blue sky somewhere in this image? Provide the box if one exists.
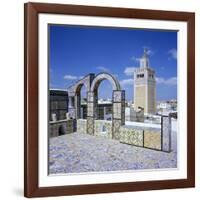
[49,25,177,101]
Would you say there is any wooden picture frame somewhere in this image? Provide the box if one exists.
[24,2,195,197]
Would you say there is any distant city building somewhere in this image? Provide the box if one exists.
[49,89,68,121]
[134,49,156,114]
[80,99,144,122]
[80,100,112,120]
[167,99,177,111]
[125,106,144,122]
[157,99,177,115]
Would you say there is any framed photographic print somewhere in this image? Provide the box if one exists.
[24,2,195,197]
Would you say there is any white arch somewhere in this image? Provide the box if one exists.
[74,82,87,94]
[67,73,95,96]
[90,72,121,92]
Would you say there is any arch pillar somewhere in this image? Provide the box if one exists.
[86,91,97,135]
[67,73,95,119]
[68,96,75,119]
[112,90,125,139]
[86,72,125,137]
[75,94,81,119]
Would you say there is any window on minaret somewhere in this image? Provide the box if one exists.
[149,74,154,78]
[137,74,144,78]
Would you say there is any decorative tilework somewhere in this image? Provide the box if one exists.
[112,90,125,126]
[87,117,94,135]
[113,103,121,119]
[87,102,94,117]
[77,119,87,134]
[94,120,112,139]
[144,130,161,150]
[119,126,143,146]
[121,101,126,124]
[112,119,122,140]
[162,116,172,152]
[113,91,122,102]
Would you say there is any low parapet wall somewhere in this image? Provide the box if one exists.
[119,115,171,152]
[49,119,76,137]
[119,125,161,151]
[77,119,112,139]
[119,126,143,146]
[77,119,87,134]
[66,116,172,152]
[94,120,112,139]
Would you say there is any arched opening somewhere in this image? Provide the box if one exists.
[96,79,113,121]
[87,72,125,139]
[92,79,113,137]
[58,124,66,136]
[75,83,87,119]
[80,84,87,119]
[90,72,121,122]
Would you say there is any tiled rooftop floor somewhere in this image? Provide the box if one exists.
[49,130,177,174]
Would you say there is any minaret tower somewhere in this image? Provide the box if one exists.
[133,49,156,114]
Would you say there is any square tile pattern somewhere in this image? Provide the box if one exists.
[162,116,172,152]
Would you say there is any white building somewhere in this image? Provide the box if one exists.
[157,100,177,115]
[125,106,144,122]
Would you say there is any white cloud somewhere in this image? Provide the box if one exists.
[168,48,177,60]
[131,56,140,62]
[156,77,177,86]
[165,77,177,85]
[156,77,165,83]
[96,66,109,72]
[120,79,133,87]
[64,75,78,80]
[124,67,136,76]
